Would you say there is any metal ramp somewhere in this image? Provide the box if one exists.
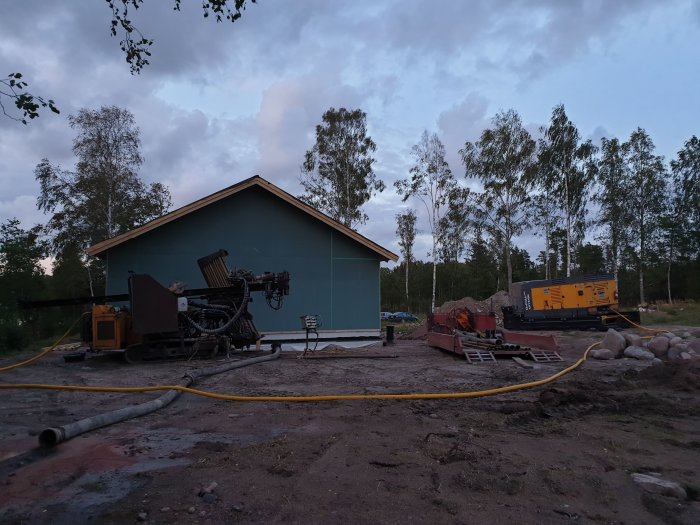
[528,350,563,363]
[464,349,497,364]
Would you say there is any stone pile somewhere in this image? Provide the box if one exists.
[591,327,700,362]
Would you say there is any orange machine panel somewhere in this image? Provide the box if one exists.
[91,305,129,350]
[530,280,617,310]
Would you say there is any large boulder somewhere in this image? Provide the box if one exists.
[647,336,670,357]
[602,329,627,357]
[624,333,643,348]
[631,473,687,499]
[669,336,683,346]
[590,348,614,360]
[624,346,655,360]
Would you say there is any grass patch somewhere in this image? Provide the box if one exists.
[641,301,700,327]
[382,315,425,335]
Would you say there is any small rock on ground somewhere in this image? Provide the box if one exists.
[591,348,614,360]
[631,473,687,499]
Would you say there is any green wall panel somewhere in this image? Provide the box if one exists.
[104,186,381,333]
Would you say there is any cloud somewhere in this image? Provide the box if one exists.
[437,93,491,176]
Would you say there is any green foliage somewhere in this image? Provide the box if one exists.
[461,109,535,286]
[300,107,383,228]
[595,136,631,278]
[624,128,667,304]
[537,104,597,277]
[0,73,60,124]
[36,106,172,270]
[395,130,458,311]
[396,210,417,302]
[0,218,47,352]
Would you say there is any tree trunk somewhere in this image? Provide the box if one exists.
[87,264,95,297]
[405,260,409,306]
[544,225,550,280]
[431,257,437,313]
[506,242,512,288]
[667,233,674,305]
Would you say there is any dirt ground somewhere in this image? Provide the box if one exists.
[1,329,699,525]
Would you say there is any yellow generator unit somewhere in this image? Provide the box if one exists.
[90,305,131,350]
[502,274,639,330]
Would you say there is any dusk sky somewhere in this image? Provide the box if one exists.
[1,0,699,267]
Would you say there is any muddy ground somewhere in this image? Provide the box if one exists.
[1,329,699,525]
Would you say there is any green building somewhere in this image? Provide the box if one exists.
[88,176,397,345]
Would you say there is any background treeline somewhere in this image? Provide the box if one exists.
[387,106,699,315]
[1,104,698,351]
[381,247,700,315]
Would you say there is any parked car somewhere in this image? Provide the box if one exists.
[380,311,393,321]
[388,312,419,323]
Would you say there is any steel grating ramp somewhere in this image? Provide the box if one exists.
[464,350,497,364]
[528,350,563,363]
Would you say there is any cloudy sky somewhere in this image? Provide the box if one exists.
[1,0,699,267]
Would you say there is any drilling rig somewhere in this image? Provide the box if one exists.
[21,250,290,363]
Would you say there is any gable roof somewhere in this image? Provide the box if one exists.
[87,175,398,262]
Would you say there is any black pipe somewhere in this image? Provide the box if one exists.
[39,346,281,447]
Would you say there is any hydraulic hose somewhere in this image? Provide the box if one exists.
[37,347,281,447]
[3,342,600,405]
[611,308,671,334]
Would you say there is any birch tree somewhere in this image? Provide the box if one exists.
[35,106,171,294]
[395,131,456,312]
[460,109,536,287]
[538,105,597,276]
[624,128,666,305]
[664,136,700,302]
[300,107,383,228]
[595,137,632,281]
[395,210,417,305]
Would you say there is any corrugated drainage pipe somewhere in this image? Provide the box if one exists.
[38,346,281,447]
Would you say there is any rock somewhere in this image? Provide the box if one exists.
[689,328,700,338]
[647,336,670,357]
[590,348,614,360]
[199,481,218,496]
[137,512,148,522]
[631,473,687,499]
[661,332,676,339]
[202,493,218,503]
[681,331,691,338]
[668,346,683,360]
[188,507,196,514]
[602,329,626,357]
[669,336,683,346]
[652,358,664,366]
[688,339,700,353]
[232,505,244,512]
[160,507,170,512]
[680,352,693,360]
[624,333,643,347]
[624,346,655,360]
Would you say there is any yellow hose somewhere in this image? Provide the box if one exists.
[0,341,601,402]
[0,312,90,373]
[611,308,670,334]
